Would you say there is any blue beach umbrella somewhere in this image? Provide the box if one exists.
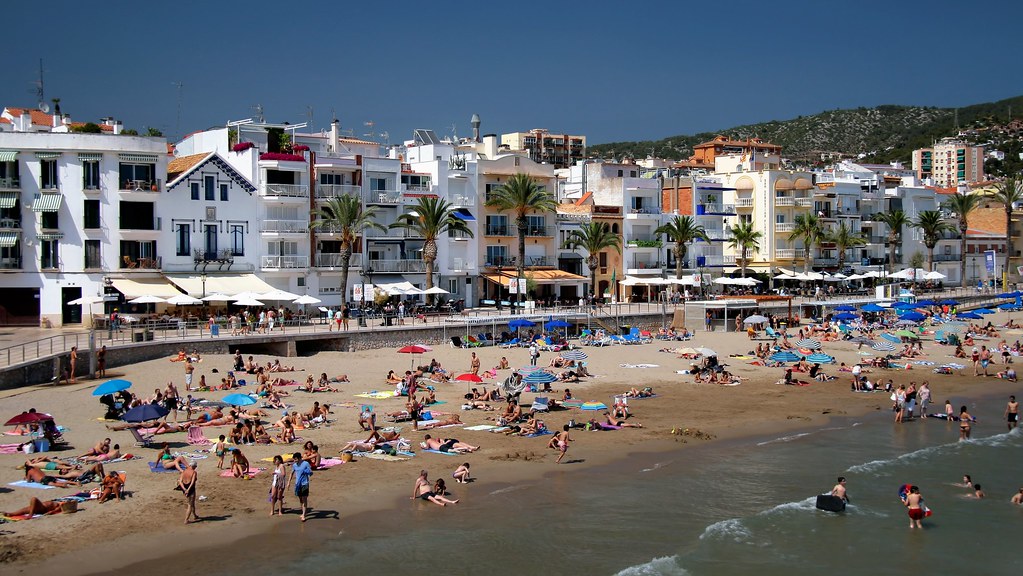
[834,305,857,311]
[861,303,886,312]
[955,312,982,320]
[121,403,168,423]
[834,312,858,321]
[974,308,995,315]
[941,299,959,306]
[807,353,835,364]
[92,379,132,397]
[917,299,939,306]
[997,292,1020,299]
[891,302,917,309]
[222,393,256,407]
[770,351,802,363]
[522,371,557,385]
[998,303,1017,310]
[517,367,545,375]
[544,319,571,330]
[509,318,536,329]
[899,311,926,322]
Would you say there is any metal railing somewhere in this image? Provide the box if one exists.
[0,177,20,189]
[120,179,162,192]
[524,226,554,237]
[0,218,21,229]
[314,253,362,268]
[368,259,436,273]
[259,184,309,198]
[120,256,162,269]
[449,258,476,271]
[486,225,512,236]
[260,219,309,233]
[261,255,308,268]
[363,189,401,204]
[448,194,473,206]
[315,184,362,198]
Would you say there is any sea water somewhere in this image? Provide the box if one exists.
[154,390,1023,576]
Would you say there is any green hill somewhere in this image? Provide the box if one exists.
[588,94,1023,166]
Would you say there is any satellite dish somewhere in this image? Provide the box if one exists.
[38,102,50,113]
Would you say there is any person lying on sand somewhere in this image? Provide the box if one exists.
[603,412,643,428]
[22,464,79,487]
[23,458,78,475]
[82,443,121,462]
[79,438,111,458]
[473,387,501,402]
[420,415,464,430]
[422,434,478,453]
[3,497,68,517]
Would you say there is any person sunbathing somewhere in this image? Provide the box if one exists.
[230,448,250,478]
[98,471,124,502]
[386,370,402,384]
[463,398,495,411]
[420,414,464,429]
[304,375,338,393]
[277,420,297,444]
[269,359,299,372]
[155,444,190,472]
[496,357,510,370]
[169,349,187,362]
[558,370,580,382]
[301,441,322,468]
[495,401,522,424]
[83,443,121,462]
[422,434,478,453]
[473,387,500,402]
[305,401,330,423]
[340,439,378,452]
[604,412,643,428]
[954,344,968,359]
[3,497,68,517]
[253,423,271,443]
[78,438,112,459]
[151,421,191,435]
[21,464,79,487]
[515,416,544,436]
[23,458,77,475]
[624,387,654,398]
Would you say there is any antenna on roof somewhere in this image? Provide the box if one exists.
[34,58,47,111]
[305,105,314,128]
[252,104,264,123]
[171,81,184,139]
[379,131,389,145]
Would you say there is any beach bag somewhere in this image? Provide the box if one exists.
[421,411,433,421]
[340,452,353,463]
[59,501,78,514]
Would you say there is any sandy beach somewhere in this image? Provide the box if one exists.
[0,314,1016,573]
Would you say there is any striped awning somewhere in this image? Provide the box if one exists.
[31,193,63,212]
[35,152,61,160]
[0,231,18,247]
[36,231,64,240]
[0,150,17,162]
[0,192,18,209]
[119,153,157,164]
[78,153,102,161]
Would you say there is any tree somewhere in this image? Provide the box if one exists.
[391,196,473,303]
[827,220,867,271]
[71,122,102,134]
[912,210,952,272]
[145,127,164,137]
[942,191,981,286]
[655,215,709,279]
[563,222,622,299]
[726,221,762,278]
[484,173,557,306]
[789,213,825,273]
[991,175,1023,285]
[875,209,909,275]
[309,195,385,308]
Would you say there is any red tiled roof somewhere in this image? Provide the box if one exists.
[4,107,55,127]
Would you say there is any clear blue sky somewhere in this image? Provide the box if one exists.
[4,0,1023,144]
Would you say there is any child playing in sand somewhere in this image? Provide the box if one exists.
[453,462,471,484]
[214,435,228,469]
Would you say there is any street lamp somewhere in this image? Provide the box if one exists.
[200,272,207,299]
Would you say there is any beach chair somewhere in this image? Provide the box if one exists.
[476,333,494,346]
[530,397,550,413]
[451,336,467,349]
[765,327,779,339]
[129,427,153,448]
[500,337,520,349]
[385,411,413,423]
[186,426,212,446]
[466,335,483,347]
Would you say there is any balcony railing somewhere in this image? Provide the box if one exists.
[702,204,736,214]
[775,197,795,207]
[0,218,21,229]
[486,225,512,236]
[261,255,308,269]
[735,197,754,208]
[933,253,962,262]
[314,253,363,268]
[627,207,661,215]
[775,223,795,233]
[368,259,436,273]
[363,189,401,204]
[795,197,813,208]
[449,258,476,272]
[448,194,473,206]
[120,218,161,231]
[0,257,21,269]
[315,184,362,199]
[120,179,162,192]
[259,184,309,198]
[524,226,554,237]
[260,219,309,233]
[365,227,421,239]
[628,259,662,270]
[776,249,797,259]
[485,256,514,267]
[0,177,19,190]
[120,256,162,270]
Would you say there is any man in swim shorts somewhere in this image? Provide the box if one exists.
[831,477,848,503]
[1006,395,1019,431]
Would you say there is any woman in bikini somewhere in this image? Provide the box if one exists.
[269,455,287,516]
[156,444,190,472]
[959,405,973,440]
[604,411,643,428]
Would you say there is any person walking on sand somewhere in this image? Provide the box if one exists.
[904,485,925,529]
[470,352,481,376]
[178,462,200,524]
[96,345,107,378]
[270,455,287,516]
[529,343,539,366]
[184,358,195,391]
[69,346,78,383]
[289,452,313,521]
[1006,395,1019,431]
[553,424,572,464]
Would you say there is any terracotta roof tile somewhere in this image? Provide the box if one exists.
[4,107,56,127]
[965,207,1007,236]
[167,152,211,177]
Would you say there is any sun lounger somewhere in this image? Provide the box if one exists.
[500,338,520,349]
[186,427,212,446]
[451,336,467,348]
[530,397,550,413]
[129,427,153,448]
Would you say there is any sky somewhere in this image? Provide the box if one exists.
[4,0,1023,145]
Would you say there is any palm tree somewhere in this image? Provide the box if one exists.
[827,220,867,271]
[789,213,824,273]
[726,221,762,278]
[309,195,385,308]
[655,215,710,279]
[912,210,952,272]
[991,175,1023,285]
[484,173,557,306]
[563,222,622,299]
[875,209,909,275]
[390,196,473,303]
[942,191,981,287]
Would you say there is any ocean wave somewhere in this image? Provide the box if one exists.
[614,556,690,576]
[846,441,957,474]
[488,485,524,496]
[699,518,752,543]
[963,427,1022,447]
[760,496,818,515]
[641,461,674,473]
[756,432,813,446]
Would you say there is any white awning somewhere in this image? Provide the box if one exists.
[165,273,277,297]
[119,153,158,164]
[111,277,184,299]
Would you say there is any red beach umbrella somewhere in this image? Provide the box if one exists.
[397,344,430,368]
[5,412,53,426]
[455,373,483,383]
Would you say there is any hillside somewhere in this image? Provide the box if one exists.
[588,94,1023,167]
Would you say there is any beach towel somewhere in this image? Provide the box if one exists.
[316,458,344,469]
[354,391,398,399]
[523,430,553,438]
[422,449,460,456]
[358,451,412,462]
[619,394,659,400]
[148,462,182,473]
[8,481,56,490]
[0,443,25,454]
[219,467,264,478]
[579,402,607,411]
[561,400,585,408]
[619,363,660,368]
[488,426,510,433]
[417,422,464,429]
[464,425,499,431]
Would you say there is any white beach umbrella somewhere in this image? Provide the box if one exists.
[68,295,106,306]
[231,292,264,301]
[260,289,301,302]
[165,294,203,306]
[773,273,795,280]
[232,297,265,307]
[743,314,769,324]
[128,295,167,304]
[292,295,322,305]
[695,347,717,357]
[712,277,735,285]
[201,293,234,302]
[422,286,450,295]
[731,277,761,286]
[923,271,946,280]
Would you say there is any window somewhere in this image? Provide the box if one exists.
[220,183,229,202]
[41,159,58,189]
[526,216,546,235]
[230,224,245,256]
[369,177,388,191]
[40,209,59,230]
[268,241,298,255]
[320,173,342,185]
[486,215,508,235]
[617,170,623,177]
[485,183,503,202]
[204,224,218,257]
[776,215,786,224]
[40,239,59,269]
[83,161,100,189]
[83,200,100,229]
[448,279,458,294]
[205,176,216,201]
[486,245,507,266]
[84,240,101,269]
[176,223,191,256]
[190,182,200,201]
[599,252,608,267]
[119,162,154,189]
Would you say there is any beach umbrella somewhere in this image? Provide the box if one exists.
[834,312,858,321]
[956,312,982,320]
[895,330,919,339]
[922,271,946,280]
[579,402,607,411]
[67,295,105,306]
[998,303,1017,310]
[398,344,430,368]
[871,341,896,352]
[201,293,234,302]
[127,295,166,304]
[260,289,301,302]
[998,291,1020,299]
[545,319,571,330]
[509,318,536,329]
[891,302,917,309]
[222,393,257,407]
[807,353,835,364]
[455,373,484,383]
[917,299,939,306]
[880,333,901,343]
[695,347,717,357]
[121,403,168,423]
[834,305,857,311]
[941,299,959,306]
[92,379,132,397]
[849,336,874,345]
[5,411,53,426]
[292,295,322,305]
[560,350,588,361]
[899,311,926,322]
[522,371,558,385]
[770,351,802,362]
[233,297,265,307]
[166,294,203,306]
[861,303,886,312]
[422,286,450,295]
[895,319,919,326]
[743,314,769,325]
[773,273,795,280]
[974,308,995,315]
[796,339,822,350]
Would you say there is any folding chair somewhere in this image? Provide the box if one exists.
[129,427,153,448]
[530,397,550,413]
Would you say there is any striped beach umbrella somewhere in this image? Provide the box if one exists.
[796,339,822,350]
[560,349,589,361]
[849,336,874,345]
[871,341,896,352]
[579,401,607,411]
[522,370,557,384]
[770,351,802,363]
[807,353,835,364]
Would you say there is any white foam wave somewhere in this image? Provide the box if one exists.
[757,432,813,446]
[641,460,674,473]
[699,518,752,543]
[614,556,690,576]
[760,496,818,515]
[963,427,1022,447]
[846,441,956,474]
[488,485,524,496]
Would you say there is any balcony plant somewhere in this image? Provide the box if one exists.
[259,152,306,162]
[293,144,310,152]
[232,142,255,153]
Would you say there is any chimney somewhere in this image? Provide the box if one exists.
[330,117,340,153]
[471,113,481,143]
[19,112,31,132]
[51,98,61,128]
[482,134,498,158]
[111,119,123,135]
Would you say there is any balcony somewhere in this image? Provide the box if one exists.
[933,253,963,262]
[625,207,661,220]
[0,218,21,230]
[702,204,736,215]
[314,253,363,269]
[448,258,476,272]
[315,184,362,199]
[626,258,663,275]
[261,255,308,269]
[524,226,555,237]
[866,236,887,245]
[363,189,401,204]
[815,257,838,266]
[775,223,795,233]
[735,197,754,209]
[795,197,813,208]
[0,256,21,270]
[365,227,422,239]
[775,197,795,207]
[485,256,515,268]
[120,256,162,270]
[120,179,162,193]
[0,177,19,191]
[259,183,309,199]
[260,219,309,234]
[776,249,797,259]
[448,194,474,206]
[486,225,512,236]
[368,259,436,273]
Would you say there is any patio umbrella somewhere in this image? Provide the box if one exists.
[880,333,901,343]
[560,350,589,361]
[974,308,995,315]
[67,294,106,306]
[922,271,946,280]
[861,303,886,312]
[92,379,132,397]
[222,393,257,407]
[292,295,322,305]
[509,318,536,329]
[773,273,795,280]
[454,373,484,383]
[895,319,919,326]
[941,299,959,306]
[894,330,919,339]
[796,339,821,350]
[955,312,982,320]
[891,302,917,309]
[260,289,301,302]
[871,341,896,352]
[770,351,801,363]
[166,294,203,306]
[743,314,769,324]
[5,411,53,426]
[232,297,265,307]
[695,347,717,357]
[849,336,874,345]
[579,402,608,411]
[121,403,168,423]
[545,319,571,330]
[202,293,234,302]
[422,286,450,295]
[834,305,857,311]
[998,303,1017,310]
[398,344,430,368]
[899,311,926,322]
[834,312,858,321]
[807,353,835,364]
[522,371,557,385]
[128,295,166,304]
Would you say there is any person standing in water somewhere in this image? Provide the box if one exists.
[959,406,973,440]
[1005,395,1019,431]
[831,477,849,503]
[904,485,925,529]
